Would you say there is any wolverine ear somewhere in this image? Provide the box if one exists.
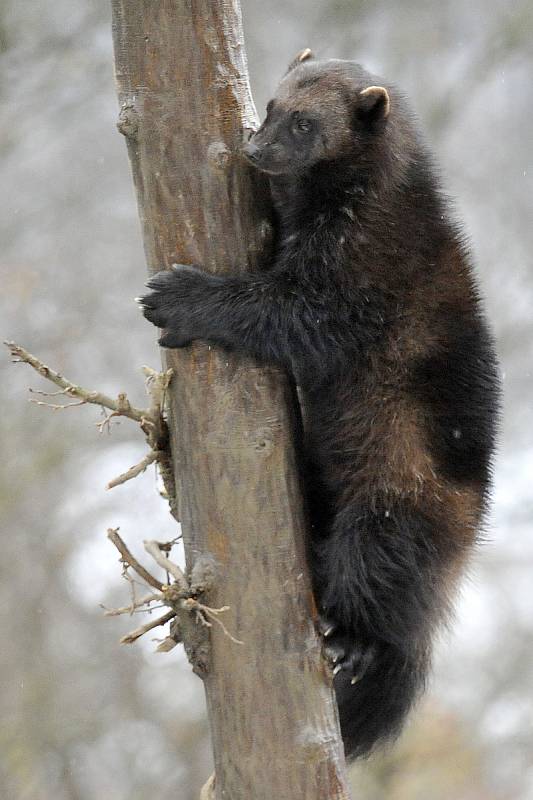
[357,86,391,127]
[286,48,314,73]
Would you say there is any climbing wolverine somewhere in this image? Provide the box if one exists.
[139,53,500,759]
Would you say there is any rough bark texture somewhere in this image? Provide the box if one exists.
[111,2,352,798]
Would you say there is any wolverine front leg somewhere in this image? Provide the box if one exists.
[139,264,334,369]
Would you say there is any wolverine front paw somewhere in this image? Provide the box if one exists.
[137,264,207,348]
[319,616,376,684]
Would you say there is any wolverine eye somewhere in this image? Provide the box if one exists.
[295,118,312,133]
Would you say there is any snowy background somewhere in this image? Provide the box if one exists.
[1,1,532,798]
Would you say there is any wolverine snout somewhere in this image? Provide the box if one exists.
[242,141,262,164]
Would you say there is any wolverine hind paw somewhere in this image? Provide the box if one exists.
[319,616,376,684]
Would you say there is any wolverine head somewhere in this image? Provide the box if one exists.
[243,51,391,177]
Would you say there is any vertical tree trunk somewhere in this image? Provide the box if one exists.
[111,3,352,798]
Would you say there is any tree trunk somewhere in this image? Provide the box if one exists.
[110,2,352,798]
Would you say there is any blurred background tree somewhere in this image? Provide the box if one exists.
[1,1,531,798]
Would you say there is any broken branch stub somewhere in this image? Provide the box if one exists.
[106,529,240,677]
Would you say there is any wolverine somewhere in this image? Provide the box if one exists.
[139,52,500,759]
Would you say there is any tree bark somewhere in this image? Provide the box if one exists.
[110,3,352,798]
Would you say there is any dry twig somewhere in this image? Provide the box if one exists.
[144,538,188,592]
[200,773,216,800]
[107,528,163,591]
[106,451,158,489]
[155,636,180,653]
[183,598,244,646]
[120,610,176,644]
[5,341,154,425]
[101,592,162,616]
[106,530,242,649]
[4,340,179,514]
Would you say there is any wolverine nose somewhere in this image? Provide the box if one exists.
[243,141,262,163]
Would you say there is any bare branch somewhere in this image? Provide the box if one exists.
[154,618,182,652]
[155,636,179,653]
[29,398,87,411]
[125,564,138,610]
[4,341,155,426]
[143,539,188,593]
[96,409,121,434]
[106,531,243,648]
[5,341,179,509]
[101,592,162,616]
[107,528,163,591]
[29,387,76,397]
[200,773,216,800]
[106,450,158,489]
[120,610,175,644]
[183,598,244,646]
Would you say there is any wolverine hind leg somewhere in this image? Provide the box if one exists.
[312,496,452,757]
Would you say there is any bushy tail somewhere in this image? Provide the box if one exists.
[335,639,429,760]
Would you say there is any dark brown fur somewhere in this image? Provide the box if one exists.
[140,56,500,758]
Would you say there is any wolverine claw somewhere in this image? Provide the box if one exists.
[320,617,377,683]
[318,614,337,638]
[324,644,345,664]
